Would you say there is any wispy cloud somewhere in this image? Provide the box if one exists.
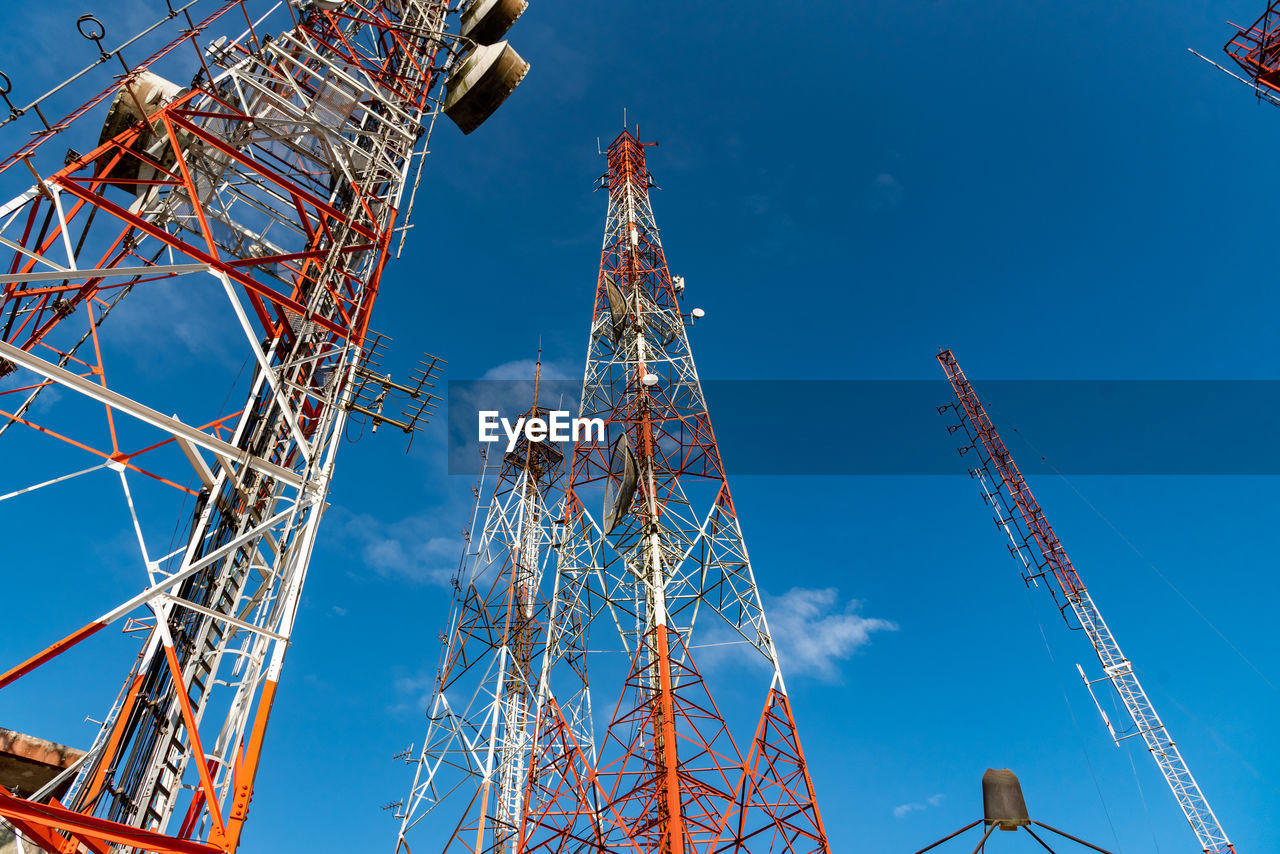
[519,22,591,102]
[0,368,63,414]
[390,670,435,714]
[482,358,574,381]
[894,793,945,819]
[865,172,905,211]
[341,511,462,587]
[695,587,896,682]
[102,276,242,372]
[765,587,897,681]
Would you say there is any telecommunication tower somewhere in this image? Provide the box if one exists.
[0,0,531,852]
[937,349,1236,854]
[391,129,831,852]
[526,129,829,853]
[460,128,830,853]
[392,356,580,854]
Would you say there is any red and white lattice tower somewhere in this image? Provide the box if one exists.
[0,1,531,852]
[393,359,587,854]
[938,349,1237,854]
[516,129,830,853]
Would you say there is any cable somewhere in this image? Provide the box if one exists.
[1019,581,1123,852]
[987,401,1276,694]
[1125,747,1162,854]
[1139,665,1280,797]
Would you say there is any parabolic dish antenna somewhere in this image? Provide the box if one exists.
[602,431,638,534]
[604,273,628,344]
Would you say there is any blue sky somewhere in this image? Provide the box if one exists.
[0,0,1278,851]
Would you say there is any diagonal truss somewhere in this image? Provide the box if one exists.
[938,349,1237,854]
[0,1,530,852]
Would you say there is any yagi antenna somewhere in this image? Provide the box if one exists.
[345,334,446,449]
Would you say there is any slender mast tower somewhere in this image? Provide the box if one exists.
[0,1,530,852]
[937,349,1236,854]
[518,129,830,853]
[394,357,578,854]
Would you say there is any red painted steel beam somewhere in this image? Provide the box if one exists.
[0,786,223,854]
[937,349,1087,598]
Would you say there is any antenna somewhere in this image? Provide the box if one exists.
[912,769,1115,854]
[345,333,446,443]
[601,431,638,534]
[518,126,831,852]
[392,343,569,854]
[939,349,1238,854]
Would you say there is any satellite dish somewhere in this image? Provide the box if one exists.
[205,36,229,61]
[602,431,638,535]
[442,41,530,134]
[603,273,628,343]
[459,0,528,45]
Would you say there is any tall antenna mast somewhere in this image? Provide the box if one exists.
[394,356,569,854]
[517,128,830,852]
[937,349,1237,854]
[0,1,531,852]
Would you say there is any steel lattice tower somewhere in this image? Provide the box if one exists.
[390,129,829,854]
[394,361,583,854]
[938,349,1237,854]
[518,129,829,853]
[0,1,530,852]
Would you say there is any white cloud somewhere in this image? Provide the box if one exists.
[102,277,240,371]
[866,172,904,211]
[764,587,897,681]
[0,368,63,413]
[894,793,945,819]
[342,511,462,587]
[694,586,895,682]
[482,358,573,381]
[390,670,436,714]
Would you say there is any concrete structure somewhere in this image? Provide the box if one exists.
[1,729,84,854]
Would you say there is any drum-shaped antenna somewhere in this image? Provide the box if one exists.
[602,431,638,535]
[982,768,1030,830]
[459,0,528,45]
[442,41,530,134]
[97,71,186,193]
[604,273,628,343]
